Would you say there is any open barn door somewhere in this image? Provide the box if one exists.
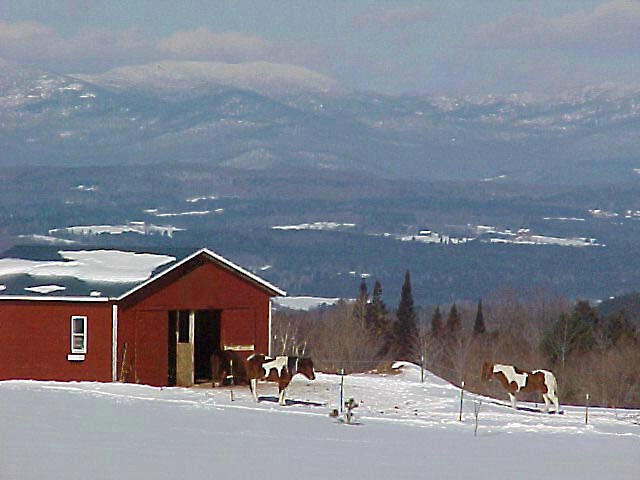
[194,310,221,383]
[168,310,221,386]
[171,310,194,387]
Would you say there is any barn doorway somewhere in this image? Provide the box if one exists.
[194,310,221,383]
[167,309,221,386]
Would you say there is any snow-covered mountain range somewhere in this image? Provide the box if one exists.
[3,58,640,184]
[74,60,345,99]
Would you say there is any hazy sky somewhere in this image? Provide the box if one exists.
[1,0,639,95]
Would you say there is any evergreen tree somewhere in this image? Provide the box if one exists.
[573,299,599,329]
[541,301,598,367]
[367,280,389,336]
[473,299,486,335]
[430,306,444,337]
[359,278,368,302]
[603,310,636,345]
[353,277,369,326]
[392,270,419,361]
[445,303,461,337]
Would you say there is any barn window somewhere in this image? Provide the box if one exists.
[71,316,87,354]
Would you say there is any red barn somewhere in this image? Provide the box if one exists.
[0,248,285,386]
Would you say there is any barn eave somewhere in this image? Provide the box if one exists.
[0,295,111,302]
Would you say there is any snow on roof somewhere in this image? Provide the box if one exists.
[0,250,175,284]
[24,285,67,294]
[0,248,284,300]
[0,249,175,299]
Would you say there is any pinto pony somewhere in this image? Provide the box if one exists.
[245,353,316,405]
[210,350,248,387]
[481,362,560,413]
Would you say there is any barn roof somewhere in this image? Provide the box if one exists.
[0,247,285,301]
[117,248,285,300]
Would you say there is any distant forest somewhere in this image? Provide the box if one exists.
[5,163,640,306]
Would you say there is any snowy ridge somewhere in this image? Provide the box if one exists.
[75,61,344,98]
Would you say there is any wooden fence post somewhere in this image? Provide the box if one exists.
[458,380,465,422]
[338,369,346,414]
[473,400,482,436]
[585,393,590,425]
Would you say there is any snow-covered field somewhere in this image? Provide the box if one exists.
[1,363,638,479]
[49,223,184,238]
[272,295,342,311]
[272,221,357,231]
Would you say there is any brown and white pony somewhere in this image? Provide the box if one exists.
[481,362,560,413]
[245,353,316,405]
[210,350,248,387]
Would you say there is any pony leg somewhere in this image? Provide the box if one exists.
[547,374,560,413]
[542,394,550,413]
[250,378,259,402]
[508,393,517,409]
[278,387,286,406]
[213,369,225,388]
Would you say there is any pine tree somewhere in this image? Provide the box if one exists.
[573,300,599,329]
[446,303,461,337]
[541,301,598,367]
[353,277,369,326]
[359,277,368,302]
[473,299,486,335]
[392,270,419,361]
[430,306,444,337]
[603,310,636,345]
[367,280,389,335]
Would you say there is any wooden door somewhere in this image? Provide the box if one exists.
[174,310,194,386]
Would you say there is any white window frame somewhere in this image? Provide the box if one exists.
[70,315,87,354]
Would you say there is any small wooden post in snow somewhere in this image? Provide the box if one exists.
[420,354,425,383]
[473,400,482,437]
[585,393,590,425]
[338,368,346,415]
[458,380,465,422]
[229,358,235,401]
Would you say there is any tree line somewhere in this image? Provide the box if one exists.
[272,272,640,408]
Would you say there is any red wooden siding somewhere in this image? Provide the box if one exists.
[118,260,272,386]
[0,301,113,382]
